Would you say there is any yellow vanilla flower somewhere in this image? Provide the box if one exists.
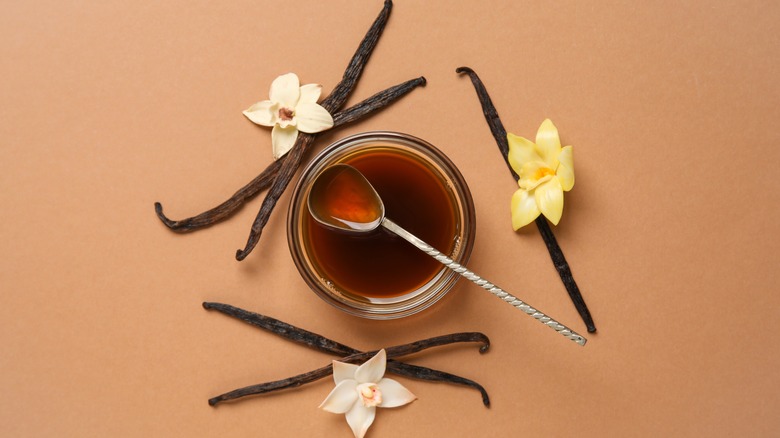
[507,119,574,229]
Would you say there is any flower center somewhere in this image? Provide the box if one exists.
[278,107,294,121]
[356,383,382,407]
[533,166,555,181]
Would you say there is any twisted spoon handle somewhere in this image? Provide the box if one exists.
[382,218,587,346]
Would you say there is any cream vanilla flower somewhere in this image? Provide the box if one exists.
[507,119,574,229]
[243,72,334,159]
[319,349,416,438]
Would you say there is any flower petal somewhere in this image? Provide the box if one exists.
[518,161,554,191]
[299,83,322,104]
[511,187,541,230]
[295,102,334,133]
[556,145,575,191]
[535,177,564,225]
[345,404,375,438]
[271,125,298,159]
[319,379,358,414]
[243,100,276,126]
[355,349,386,384]
[333,360,359,385]
[507,133,542,175]
[535,119,561,168]
[377,378,416,408]
[269,73,300,107]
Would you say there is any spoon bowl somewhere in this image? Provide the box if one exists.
[307,164,385,233]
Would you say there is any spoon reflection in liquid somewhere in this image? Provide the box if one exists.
[307,164,586,346]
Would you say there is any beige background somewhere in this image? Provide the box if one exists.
[2,0,778,436]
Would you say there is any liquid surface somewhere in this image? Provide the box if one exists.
[308,165,383,232]
[305,150,456,298]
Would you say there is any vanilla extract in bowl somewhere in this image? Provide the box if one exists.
[287,132,476,319]
[307,151,456,297]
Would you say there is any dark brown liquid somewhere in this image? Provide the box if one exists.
[305,150,456,298]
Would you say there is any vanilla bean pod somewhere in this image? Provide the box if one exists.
[203,302,355,354]
[235,132,314,260]
[154,76,424,233]
[210,362,492,407]
[455,68,517,181]
[535,221,593,330]
[204,302,490,406]
[456,66,596,333]
[389,362,491,406]
[155,1,426,259]
[320,0,393,113]
[332,76,426,126]
[209,332,489,405]
[235,0,395,260]
[209,362,334,406]
[154,159,283,232]
[203,302,487,354]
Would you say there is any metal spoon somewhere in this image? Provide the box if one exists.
[307,164,587,346]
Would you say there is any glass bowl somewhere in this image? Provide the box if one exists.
[287,131,476,319]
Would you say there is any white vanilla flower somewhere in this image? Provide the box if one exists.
[243,72,334,159]
[319,349,416,438]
